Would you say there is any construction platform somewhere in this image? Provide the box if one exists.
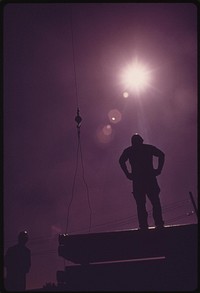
[57,223,198,291]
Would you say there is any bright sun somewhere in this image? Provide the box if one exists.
[121,59,152,95]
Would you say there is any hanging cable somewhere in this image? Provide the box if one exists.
[70,4,79,108]
[65,5,92,235]
[79,128,92,232]
[65,128,80,233]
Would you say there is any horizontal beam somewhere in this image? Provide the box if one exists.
[58,223,197,264]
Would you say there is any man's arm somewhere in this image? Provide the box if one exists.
[4,248,11,269]
[24,249,31,273]
[153,147,165,176]
[119,150,133,180]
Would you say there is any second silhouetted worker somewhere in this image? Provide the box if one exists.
[5,231,31,291]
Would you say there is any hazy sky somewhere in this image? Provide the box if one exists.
[3,3,197,289]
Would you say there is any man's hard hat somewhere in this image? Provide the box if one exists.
[131,133,144,144]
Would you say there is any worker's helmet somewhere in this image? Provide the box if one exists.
[131,133,144,146]
[18,231,29,244]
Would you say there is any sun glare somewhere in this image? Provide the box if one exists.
[121,59,152,95]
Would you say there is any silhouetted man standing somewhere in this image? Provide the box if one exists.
[5,231,31,291]
[119,134,165,230]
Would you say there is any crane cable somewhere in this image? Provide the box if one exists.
[65,5,92,235]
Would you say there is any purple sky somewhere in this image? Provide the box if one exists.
[3,3,197,289]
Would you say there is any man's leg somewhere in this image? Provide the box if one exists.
[133,191,148,229]
[147,190,164,228]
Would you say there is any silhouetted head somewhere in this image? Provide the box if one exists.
[18,231,29,245]
[131,133,144,147]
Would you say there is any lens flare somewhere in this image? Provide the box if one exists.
[123,91,129,98]
[108,109,122,124]
[96,124,114,144]
[102,124,112,135]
